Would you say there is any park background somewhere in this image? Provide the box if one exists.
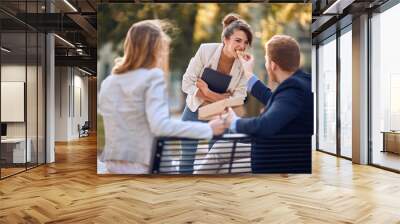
[97,3,312,157]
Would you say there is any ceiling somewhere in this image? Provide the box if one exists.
[2,0,393,74]
[311,0,389,43]
[0,0,97,74]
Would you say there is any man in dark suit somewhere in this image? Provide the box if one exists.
[223,35,313,173]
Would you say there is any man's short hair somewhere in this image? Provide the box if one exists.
[265,35,300,72]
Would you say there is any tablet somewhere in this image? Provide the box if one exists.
[201,67,232,94]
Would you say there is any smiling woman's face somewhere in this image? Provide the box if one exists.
[223,29,249,58]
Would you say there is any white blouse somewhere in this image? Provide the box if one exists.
[182,43,248,112]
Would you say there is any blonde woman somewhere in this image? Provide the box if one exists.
[180,13,253,173]
[98,20,226,174]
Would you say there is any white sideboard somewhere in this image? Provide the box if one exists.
[1,138,32,163]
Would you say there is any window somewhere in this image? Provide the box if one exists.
[317,36,337,154]
[0,1,47,179]
[339,28,352,158]
[371,3,400,171]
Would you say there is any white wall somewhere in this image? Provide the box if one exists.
[1,65,26,135]
[55,67,89,141]
[1,63,46,164]
[1,65,39,138]
[55,67,69,141]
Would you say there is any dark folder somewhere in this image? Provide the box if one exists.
[201,67,232,94]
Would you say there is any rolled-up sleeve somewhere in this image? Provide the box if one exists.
[182,45,205,112]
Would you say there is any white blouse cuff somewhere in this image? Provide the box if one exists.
[187,88,204,112]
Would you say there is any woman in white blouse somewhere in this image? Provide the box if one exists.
[180,13,253,173]
[98,20,226,174]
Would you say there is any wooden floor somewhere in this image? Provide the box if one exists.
[1,163,45,178]
[1,167,26,177]
[1,135,400,223]
[373,150,400,171]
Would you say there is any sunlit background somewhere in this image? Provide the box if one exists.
[97,3,312,152]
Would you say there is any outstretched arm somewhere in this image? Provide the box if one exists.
[145,70,212,139]
[236,87,304,138]
[237,52,271,105]
[247,76,272,106]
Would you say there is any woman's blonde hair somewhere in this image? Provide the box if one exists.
[112,20,171,75]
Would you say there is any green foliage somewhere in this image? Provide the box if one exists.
[98,3,312,115]
[99,3,311,74]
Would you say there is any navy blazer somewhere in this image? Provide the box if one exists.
[236,70,314,138]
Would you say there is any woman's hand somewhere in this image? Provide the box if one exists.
[196,79,209,93]
[196,78,231,102]
[204,91,230,102]
[208,91,230,102]
[196,79,231,102]
[196,90,211,102]
[197,89,230,102]
[196,79,211,101]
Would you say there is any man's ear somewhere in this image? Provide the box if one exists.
[270,60,278,71]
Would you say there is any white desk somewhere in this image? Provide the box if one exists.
[1,138,31,163]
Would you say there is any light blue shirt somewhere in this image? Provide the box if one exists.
[247,75,259,91]
[229,74,259,133]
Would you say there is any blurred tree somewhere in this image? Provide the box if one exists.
[260,4,311,44]
[98,3,312,115]
[99,3,202,74]
[245,3,312,116]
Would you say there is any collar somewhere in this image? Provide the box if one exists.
[208,43,242,75]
